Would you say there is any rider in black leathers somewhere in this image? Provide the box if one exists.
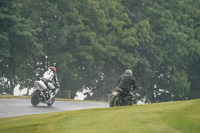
[114,70,137,101]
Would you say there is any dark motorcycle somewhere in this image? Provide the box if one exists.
[31,79,59,106]
[109,88,135,107]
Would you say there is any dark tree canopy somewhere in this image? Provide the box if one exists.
[0,0,200,102]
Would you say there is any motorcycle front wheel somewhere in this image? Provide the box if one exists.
[31,90,41,106]
[109,96,121,107]
[47,97,55,106]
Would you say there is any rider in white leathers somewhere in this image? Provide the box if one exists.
[42,66,60,99]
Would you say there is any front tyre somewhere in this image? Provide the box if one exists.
[31,90,41,106]
[109,96,121,107]
[47,97,55,106]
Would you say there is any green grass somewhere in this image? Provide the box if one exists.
[0,99,200,133]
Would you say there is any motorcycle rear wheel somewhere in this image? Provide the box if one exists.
[109,96,121,107]
[31,90,41,106]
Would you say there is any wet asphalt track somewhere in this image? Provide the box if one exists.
[0,99,109,118]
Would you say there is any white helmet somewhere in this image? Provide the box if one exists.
[125,69,132,76]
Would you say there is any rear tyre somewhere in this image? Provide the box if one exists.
[109,96,121,107]
[31,90,41,106]
[47,97,55,106]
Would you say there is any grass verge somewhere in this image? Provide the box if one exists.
[0,99,199,133]
[0,95,30,99]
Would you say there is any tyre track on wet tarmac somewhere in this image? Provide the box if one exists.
[0,99,108,118]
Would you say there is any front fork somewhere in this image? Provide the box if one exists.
[47,88,59,102]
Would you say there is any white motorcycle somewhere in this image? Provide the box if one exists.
[31,78,59,106]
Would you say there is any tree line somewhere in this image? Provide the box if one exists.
[0,0,200,102]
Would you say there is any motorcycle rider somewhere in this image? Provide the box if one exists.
[42,66,60,99]
[114,69,137,101]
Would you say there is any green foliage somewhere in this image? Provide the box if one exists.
[123,0,200,102]
[0,0,43,94]
[0,0,200,102]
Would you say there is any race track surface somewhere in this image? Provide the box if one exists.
[0,99,109,118]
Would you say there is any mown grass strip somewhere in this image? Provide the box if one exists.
[0,99,199,133]
[0,95,31,99]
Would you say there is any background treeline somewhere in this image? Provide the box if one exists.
[0,0,200,102]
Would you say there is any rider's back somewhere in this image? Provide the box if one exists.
[43,69,54,81]
[118,74,136,92]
